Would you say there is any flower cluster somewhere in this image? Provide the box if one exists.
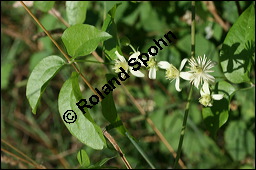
[113,51,223,107]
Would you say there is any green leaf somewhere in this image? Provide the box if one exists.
[215,80,236,101]
[102,3,121,61]
[101,74,127,135]
[34,1,55,12]
[66,1,88,25]
[202,81,235,136]
[87,156,116,169]
[58,72,106,150]
[26,55,66,114]
[62,24,112,58]
[224,121,255,161]
[77,149,90,167]
[202,103,228,137]
[220,4,255,84]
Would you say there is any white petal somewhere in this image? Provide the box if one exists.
[180,72,192,81]
[149,67,156,79]
[115,51,126,62]
[129,67,145,77]
[200,88,205,96]
[202,81,210,94]
[158,61,170,69]
[129,51,146,67]
[212,94,224,100]
[175,78,181,92]
[148,67,156,79]
[194,76,201,89]
[129,51,140,60]
[179,58,188,71]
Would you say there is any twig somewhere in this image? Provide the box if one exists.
[32,28,64,41]
[20,1,102,101]
[1,155,27,168]
[1,139,40,168]
[1,148,46,169]
[203,1,229,31]
[49,8,70,27]
[3,115,70,168]
[103,130,132,169]
[92,51,104,63]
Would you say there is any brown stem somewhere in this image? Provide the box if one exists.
[103,130,132,169]
[1,148,38,168]
[19,1,102,101]
[204,1,229,32]
[49,8,70,27]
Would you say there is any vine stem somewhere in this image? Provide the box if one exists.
[103,130,132,169]
[19,1,102,101]
[174,1,195,168]
[20,1,134,169]
[173,85,193,168]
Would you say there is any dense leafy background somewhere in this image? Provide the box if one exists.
[1,1,255,169]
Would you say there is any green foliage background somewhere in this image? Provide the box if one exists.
[1,1,255,169]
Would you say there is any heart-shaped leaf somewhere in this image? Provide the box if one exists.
[62,24,112,58]
[58,72,106,150]
[202,81,236,136]
[220,4,255,84]
[26,55,66,114]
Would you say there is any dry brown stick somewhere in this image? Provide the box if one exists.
[103,130,132,169]
[203,1,229,31]
[1,155,27,168]
[120,81,187,169]
[1,139,39,167]
[1,148,45,169]
[3,116,70,168]
[49,8,70,27]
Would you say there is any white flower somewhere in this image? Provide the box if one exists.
[199,82,224,107]
[144,49,160,79]
[183,54,215,89]
[158,58,189,92]
[205,23,214,39]
[113,51,145,77]
[147,56,158,79]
